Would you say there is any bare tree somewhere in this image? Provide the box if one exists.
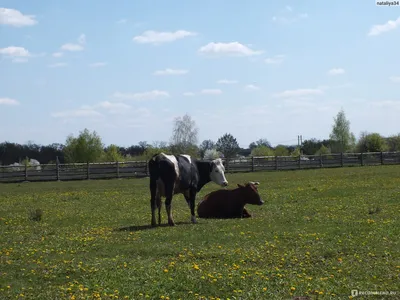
[170,114,199,154]
[138,141,150,152]
[152,141,168,149]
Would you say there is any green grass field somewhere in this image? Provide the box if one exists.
[1,166,399,300]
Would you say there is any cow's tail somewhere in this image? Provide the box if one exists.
[148,153,161,180]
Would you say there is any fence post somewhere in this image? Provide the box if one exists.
[341,152,344,167]
[87,162,90,180]
[145,160,148,176]
[320,153,323,168]
[275,156,278,170]
[56,160,60,181]
[298,155,301,169]
[251,156,254,172]
[380,152,384,165]
[361,153,364,166]
[116,161,120,178]
[24,160,28,181]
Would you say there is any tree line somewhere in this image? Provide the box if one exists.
[1,109,399,165]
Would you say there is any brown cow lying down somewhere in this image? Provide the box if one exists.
[197,181,264,219]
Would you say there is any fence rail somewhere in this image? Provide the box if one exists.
[1,152,400,183]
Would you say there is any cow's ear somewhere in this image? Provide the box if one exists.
[237,183,244,188]
[209,161,215,172]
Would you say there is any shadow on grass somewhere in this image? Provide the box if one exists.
[116,221,202,232]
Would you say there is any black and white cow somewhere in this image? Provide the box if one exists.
[148,152,228,227]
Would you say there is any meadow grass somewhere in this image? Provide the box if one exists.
[1,165,399,300]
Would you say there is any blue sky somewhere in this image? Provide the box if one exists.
[1,1,399,148]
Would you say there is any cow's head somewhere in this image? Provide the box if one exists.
[237,182,264,205]
[209,158,228,187]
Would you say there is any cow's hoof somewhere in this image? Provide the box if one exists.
[191,215,197,224]
[168,220,175,226]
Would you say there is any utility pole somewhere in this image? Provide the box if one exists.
[300,135,303,155]
[297,135,303,155]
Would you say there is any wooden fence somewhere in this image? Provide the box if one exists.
[1,152,400,183]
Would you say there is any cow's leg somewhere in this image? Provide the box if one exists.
[156,192,162,225]
[150,178,157,227]
[242,208,251,218]
[188,189,197,224]
[183,191,196,223]
[164,184,175,226]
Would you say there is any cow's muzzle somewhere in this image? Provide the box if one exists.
[258,199,264,205]
[221,181,228,187]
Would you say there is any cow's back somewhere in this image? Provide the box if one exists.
[197,189,232,218]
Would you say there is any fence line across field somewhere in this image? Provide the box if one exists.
[1,151,400,183]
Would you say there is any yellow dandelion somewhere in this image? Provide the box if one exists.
[193,264,200,270]
[163,269,168,273]
[290,287,296,291]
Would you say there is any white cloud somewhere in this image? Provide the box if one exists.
[198,42,263,57]
[153,68,188,76]
[89,62,107,67]
[51,108,103,118]
[368,17,400,36]
[113,90,170,101]
[316,84,350,90]
[272,14,308,24]
[0,46,31,62]
[106,108,153,128]
[0,46,30,57]
[95,101,131,114]
[244,84,260,91]
[97,101,130,110]
[369,100,400,110]
[265,54,285,64]
[116,18,127,24]
[201,89,222,95]
[133,30,196,44]
[389,76,400,82]
[12,57,28,63]
[48,62,67,68]
[60,43,84,51]
[272,6,308,24]
[0,8,37,27]
[52,101,134,119]
[217,79,238,84]
[328,68,345,75]
[52,52,63,58]
[0,97,20,105]
[183,92,195,96]
[60,34,86,52]
[273,88,324,98]
[78,34,86,44]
